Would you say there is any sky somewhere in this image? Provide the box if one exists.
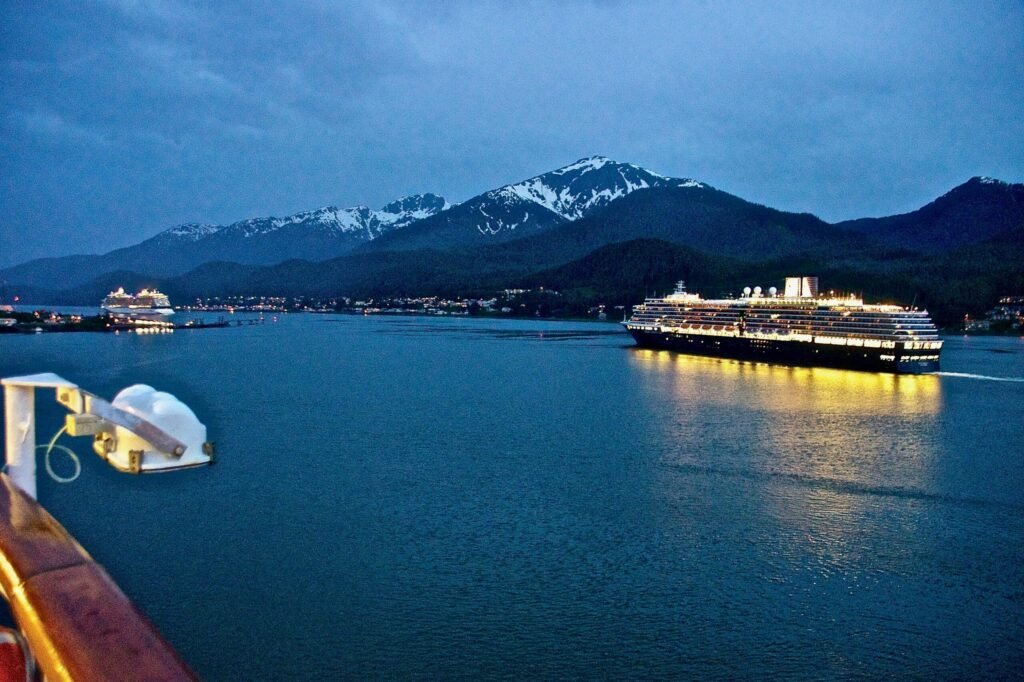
[1,0,1022,267]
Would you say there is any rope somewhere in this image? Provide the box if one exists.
[36,425,81,484]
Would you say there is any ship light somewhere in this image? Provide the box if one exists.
[2,373,214,499]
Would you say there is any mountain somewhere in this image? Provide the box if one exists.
[0,194,449,289]
[45,221,1023,326]
[4,155,1022,326]
[194,181,867,299]
[160,193,448,245]
[1,156,708,289]
[836,177,1024,252]
[514,238,737,302]
[465,184,873,268]
[357,156,707,252]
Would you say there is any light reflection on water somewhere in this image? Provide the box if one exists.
[625,347,1021,677]
[628,349,944,487]
[629,348,942,416]
[629,348,947,500]
[631,351,924,567]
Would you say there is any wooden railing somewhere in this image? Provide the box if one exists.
[0,473,197,680]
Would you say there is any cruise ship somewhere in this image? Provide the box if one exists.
[102,288,174,319]
[624,277,942,374]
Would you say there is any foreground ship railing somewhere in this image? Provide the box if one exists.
[0,473,197,681]
[1,373,213,680]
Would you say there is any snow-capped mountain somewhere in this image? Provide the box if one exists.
[0,194,450,289]
[165,222,221,241]
[489,155,703,224]
[2,159,1021,305]
[169,156,685,250]
[159,193,449,243]
[0,157,707,289]
[360,156,708,252]
[1,157,711,287]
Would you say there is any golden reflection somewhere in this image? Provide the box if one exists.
[633,349,945,576]
[629,348,941,417]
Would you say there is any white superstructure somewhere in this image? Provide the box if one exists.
[102,288,174,319]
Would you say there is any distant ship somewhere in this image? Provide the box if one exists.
[624,277,942,374]
[102,288,174,319]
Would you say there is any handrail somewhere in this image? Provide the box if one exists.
[0,473,197,681]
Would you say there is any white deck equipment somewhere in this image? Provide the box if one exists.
[2,373,213,498]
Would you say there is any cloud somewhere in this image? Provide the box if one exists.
[0,0,1022,266]
[9,107,113,146]
[3,1,423,147]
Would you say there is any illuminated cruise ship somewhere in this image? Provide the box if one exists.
[624,276,942,374]
[102,287,174,319]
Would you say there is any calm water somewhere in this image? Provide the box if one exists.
[2,315,1023,679]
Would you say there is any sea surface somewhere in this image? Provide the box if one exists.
[2,314,1023,679]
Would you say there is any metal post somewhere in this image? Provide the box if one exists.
[3,385,36,499]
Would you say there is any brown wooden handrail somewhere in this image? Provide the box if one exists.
[0,473,198,681]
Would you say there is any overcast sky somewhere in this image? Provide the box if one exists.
[1,0,1022,266]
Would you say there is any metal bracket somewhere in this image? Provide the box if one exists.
[56,388,186,458]
[65,414,104,437]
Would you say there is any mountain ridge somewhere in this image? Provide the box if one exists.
[357,155,708,252]
[0,193,450,289]
[2,158,1021,321]
[836,176,1024,252]
[26,219,1023,326]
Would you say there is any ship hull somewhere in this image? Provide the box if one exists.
[627,328,939,374]
[103,306,174,319]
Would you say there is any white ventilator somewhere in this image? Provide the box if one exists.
[2,373,213,498]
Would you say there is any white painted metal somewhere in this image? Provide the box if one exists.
[104,385,210,472]
[1,373,78,390]
[3,385,36,498]
[2,374,79,498]
[3,373,212,495]
[57,387,187,457]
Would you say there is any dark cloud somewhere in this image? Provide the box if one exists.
[1,0,1022,266]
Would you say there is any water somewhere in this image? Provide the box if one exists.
[2,316,1022,679]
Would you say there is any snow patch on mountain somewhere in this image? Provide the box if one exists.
[154,158,707,250]
[158,193,449,244]
[550,156,613,175]
[480,156,706,230]
[376,195,451,227]
[166,223,222,241]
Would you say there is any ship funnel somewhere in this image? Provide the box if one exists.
[784,276,819,298]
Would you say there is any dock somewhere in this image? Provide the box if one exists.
[0,312,262,335]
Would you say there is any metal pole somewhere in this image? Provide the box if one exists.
[3,385,36,499]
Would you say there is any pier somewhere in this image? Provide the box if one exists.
[0,311,261,335]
